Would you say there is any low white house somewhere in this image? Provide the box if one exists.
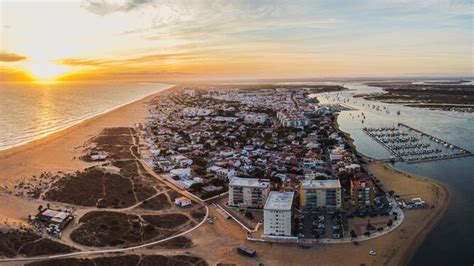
[158,161,175,172]
[90,154,107,161]
[175,197,192,207]
[171,155,193,167]
[184,88,196,97]
[170,168,192,179]
[207,166,235,179]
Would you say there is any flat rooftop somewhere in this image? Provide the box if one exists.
[301,179,341,190]
[264,191,294,211]
[229,177,270,188]
[351,178,375,190]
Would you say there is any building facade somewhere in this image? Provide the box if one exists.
[351,179,376,209]
[242,112,268,124]
[277,110,310,128]
[299,179,342,209]
[263,191,294,237]
[228,177,270,208]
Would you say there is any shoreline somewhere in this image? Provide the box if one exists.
[0,83,174,155]
[0,84,176,189]
[334,114,451,265]
[383,162,451,266]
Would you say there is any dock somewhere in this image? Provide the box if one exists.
[363,124,473,164]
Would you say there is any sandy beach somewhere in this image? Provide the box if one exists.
[0,85,176,230]
[0,86,174,189]
[0,85,450,265]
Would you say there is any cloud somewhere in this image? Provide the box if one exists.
[56,58,107,66]
[56,51,204,68]
[81,0,154,16]
[0,52,27,62]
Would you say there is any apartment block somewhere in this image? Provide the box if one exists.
[228,177,270,208]
[263,191,294,237]
[351,179,375,209]
[299,179,342,209]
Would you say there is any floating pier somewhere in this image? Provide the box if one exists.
[363,123,473,164]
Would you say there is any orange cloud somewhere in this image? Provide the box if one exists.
[0,52,27,62]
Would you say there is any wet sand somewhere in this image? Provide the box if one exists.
[367,161,450,266]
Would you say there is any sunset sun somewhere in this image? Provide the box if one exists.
[25,61,70,82]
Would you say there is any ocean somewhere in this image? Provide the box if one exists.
[313,82,474,265]
[0,82,172,151]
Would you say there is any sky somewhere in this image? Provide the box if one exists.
[0,0,472,82]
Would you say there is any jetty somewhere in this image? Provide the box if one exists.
[363,124,473,164]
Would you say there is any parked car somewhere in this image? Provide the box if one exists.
[237,246,256,257]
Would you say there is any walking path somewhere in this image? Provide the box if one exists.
[0,204,209,263]
[0,132,210,263]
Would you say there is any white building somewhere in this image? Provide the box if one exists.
[228,177,270,208]
[182,107,212,117]
[174,197,192,207]
[171,155,193,167]
[263,191,294,237]
[277,110,309,128]
[170,168,192,179]
[240,112,268,124]
[207,166,235,179]
[184,88,196,97]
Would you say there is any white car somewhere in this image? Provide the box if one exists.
[369,250,377,256]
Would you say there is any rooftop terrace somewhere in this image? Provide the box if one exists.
[264,191,294,211]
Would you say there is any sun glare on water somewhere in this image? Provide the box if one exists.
[25,61,70,83]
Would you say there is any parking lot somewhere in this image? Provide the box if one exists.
[296,211,347,240]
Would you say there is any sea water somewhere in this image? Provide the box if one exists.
[314,82,474,265]
[0,82,172,151]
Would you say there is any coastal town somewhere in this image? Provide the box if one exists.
[0,84,451,265]
[138,85,424,243]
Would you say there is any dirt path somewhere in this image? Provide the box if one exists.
[0,206,209,263]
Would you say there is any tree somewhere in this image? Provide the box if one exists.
[191,156,208,167]
[245,211,254,220]
[350,229,357,239]
[366,221,375,231]
[46,203,50,209]
[210,178,225,187]
[37,205,43,213]
[144,224,155,232]
[189,182,204,191]
[387,219,393,227]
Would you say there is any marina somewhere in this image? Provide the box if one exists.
[363,123,473,164]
